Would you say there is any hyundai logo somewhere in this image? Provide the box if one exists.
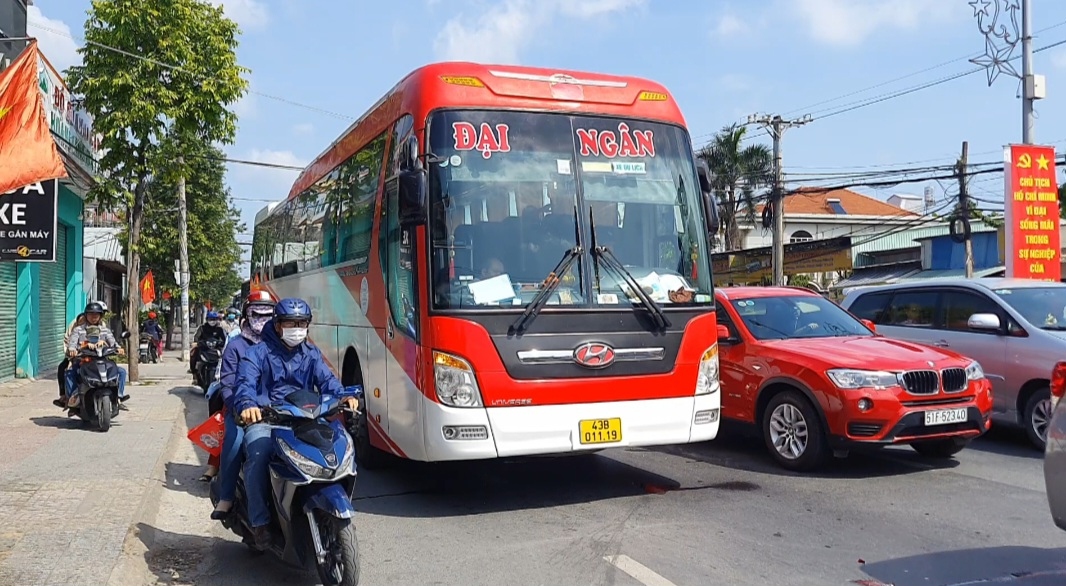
[573,342,615,368]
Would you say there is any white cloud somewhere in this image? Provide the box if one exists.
[26,6,81,73]
[292,123,314,135]
[790,0,953,46]
[207,0,270,30]
[1052,49,1066,70]
[713,13,748,39]
[434,0,646,63]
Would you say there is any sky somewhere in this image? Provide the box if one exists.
[25,0,1066,275]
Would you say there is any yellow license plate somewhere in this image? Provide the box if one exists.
[579,418,622,445]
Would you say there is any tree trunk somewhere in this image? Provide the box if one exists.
[125,177,148,382]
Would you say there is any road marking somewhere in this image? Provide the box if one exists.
[603,555,678,586]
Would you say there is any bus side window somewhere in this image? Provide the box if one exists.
[380,115,419,340]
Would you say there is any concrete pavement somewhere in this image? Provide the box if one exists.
[0,358,196,586]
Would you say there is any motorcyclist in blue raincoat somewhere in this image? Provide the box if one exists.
[232,297,361,549]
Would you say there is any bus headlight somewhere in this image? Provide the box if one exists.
[695,345,720,395]
[433,351,484,408]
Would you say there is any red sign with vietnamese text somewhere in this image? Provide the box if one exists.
[1004,144,1061,281]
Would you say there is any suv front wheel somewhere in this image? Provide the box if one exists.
[762,390,829,471]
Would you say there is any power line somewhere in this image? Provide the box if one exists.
[26,20,355,121]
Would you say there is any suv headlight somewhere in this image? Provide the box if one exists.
[695,345,720,395]
[826,369,900,390]
[965,361,985,381]
[433,351,484,407]
[277,438,332,479]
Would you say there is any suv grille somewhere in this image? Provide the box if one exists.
[941,368,967,393]
[901,370,939,395]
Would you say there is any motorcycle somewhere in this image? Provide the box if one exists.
[210,387,362,586]
[139,332,159,364]
[195,338,224,394]
[72,329,123,432]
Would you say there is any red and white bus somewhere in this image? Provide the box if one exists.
[251,62,721,466]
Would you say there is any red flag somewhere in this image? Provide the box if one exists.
[0,40,67,194]
[139,270,156,305]
[161,290,171,300]
[205,300,213,310]
[251,274,261,292]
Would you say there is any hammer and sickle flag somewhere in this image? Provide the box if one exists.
[140,270,156,305]
[0,40,67,194]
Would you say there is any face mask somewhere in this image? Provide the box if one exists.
[248,315,270,334]
[208,320,219,327]
[281,327,308,346]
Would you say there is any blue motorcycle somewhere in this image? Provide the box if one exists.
[211,387,362,586]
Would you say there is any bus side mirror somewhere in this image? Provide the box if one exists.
[696,166,719,236]
[399,170,427,227]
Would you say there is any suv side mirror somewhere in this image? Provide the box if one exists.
[860,319,877,333]
[716,323,735,343]
[967,313,1001,332]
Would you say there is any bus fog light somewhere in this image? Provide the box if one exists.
[858,398,873,412]
[694,408,719,425]
[442,425,489,440]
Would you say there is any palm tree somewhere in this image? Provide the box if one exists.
[697,124,773,251]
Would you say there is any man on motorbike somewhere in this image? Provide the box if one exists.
[232,297,361,549]
[189,310,227,374]
[204,289,277,504]
[223,309,239,335]
[142,311,165,359]
[62,301,128,409]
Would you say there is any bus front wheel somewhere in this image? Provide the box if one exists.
[353,408,393,470]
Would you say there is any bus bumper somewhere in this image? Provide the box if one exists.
[423,393,720,461]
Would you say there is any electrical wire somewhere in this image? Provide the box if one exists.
[26,20,355,121]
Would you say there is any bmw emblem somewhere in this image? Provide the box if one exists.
[325,453,337,466]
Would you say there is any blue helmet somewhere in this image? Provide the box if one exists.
[274,298,312,322]
[206,311,220,320]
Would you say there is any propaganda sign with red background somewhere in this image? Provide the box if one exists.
[1004,144,1061,281]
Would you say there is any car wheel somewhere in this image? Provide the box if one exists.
[911,437,969,459]
[762,390,828,471]
[1024,387,1052,450]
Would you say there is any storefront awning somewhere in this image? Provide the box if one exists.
[832,263,921,290]
[57,146,97,197]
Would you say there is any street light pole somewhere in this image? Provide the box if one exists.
[1022,0,1035,144]
[177,157,191,362]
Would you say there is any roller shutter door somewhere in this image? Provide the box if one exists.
[37,225,68,373]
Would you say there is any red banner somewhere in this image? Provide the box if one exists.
[1004,144,1061,281]
[0,40,67,194]
[139,270,156,305]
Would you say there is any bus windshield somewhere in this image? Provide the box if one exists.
[427,110,714,310]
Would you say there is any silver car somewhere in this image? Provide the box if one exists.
[841,278,1066,449]
[1044,363,1066,531]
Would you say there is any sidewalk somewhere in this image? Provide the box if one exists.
[0,358,195,586]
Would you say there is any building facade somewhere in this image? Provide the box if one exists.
[0,11,96,380]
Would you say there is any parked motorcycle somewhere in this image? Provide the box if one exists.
[138,333,159,364]
[72,329,123,432]
[194,338,224,394]
[210,387,361,586]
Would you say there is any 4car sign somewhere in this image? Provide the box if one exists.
[0,180,58,262]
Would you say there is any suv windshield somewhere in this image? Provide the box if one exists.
[427,110,713,310]
[991,286,1066,330]
[732,295,873,340]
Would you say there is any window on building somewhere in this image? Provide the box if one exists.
[790,230,814,243]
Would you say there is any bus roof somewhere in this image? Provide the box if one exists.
[286,61,688,200]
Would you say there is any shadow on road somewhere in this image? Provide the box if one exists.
[28,415,90,430]
[648,421,960,479]
[969,426,1044,459]
[861,546,1066,586]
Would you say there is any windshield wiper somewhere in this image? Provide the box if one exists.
[510,247,582,334]
[588,209,669,331]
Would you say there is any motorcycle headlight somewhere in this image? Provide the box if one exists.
[965,361,985,381]
[339,439,356,474]
[695,345,720,395]
[433,351,483,408]
[826,369,900,390]
[276,438,332,479]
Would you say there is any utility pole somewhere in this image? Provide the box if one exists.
[748,113,811,286]
[1021,0,1036,144]
[956,141,974,278]
[177,157,191,362]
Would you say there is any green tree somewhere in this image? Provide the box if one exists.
[134,139,244,344]
[1059,178,1066,219]
[697,124,773,251]
[67,0,247,380]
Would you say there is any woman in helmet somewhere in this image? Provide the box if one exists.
[207,291,278,511]
[189,310,227,375]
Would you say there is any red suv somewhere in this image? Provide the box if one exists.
[716,287,993,471]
